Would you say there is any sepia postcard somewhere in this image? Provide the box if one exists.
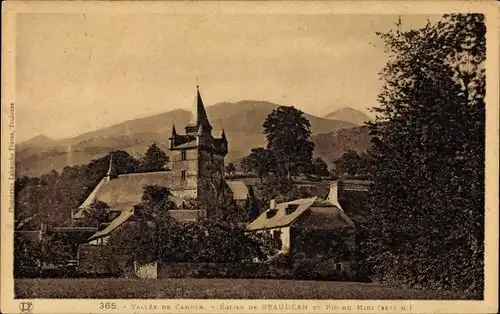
[1,1,499,313]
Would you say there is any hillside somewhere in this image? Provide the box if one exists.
[311,125,373,167]
[16,101,355,177]
[323,107,371,126]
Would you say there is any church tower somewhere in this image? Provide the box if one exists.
[168,86,229,216]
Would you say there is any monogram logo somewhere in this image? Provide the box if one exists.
[19,301,33,313]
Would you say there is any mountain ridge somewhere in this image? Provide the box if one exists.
[16,101,370,177]
[323,107,372,126]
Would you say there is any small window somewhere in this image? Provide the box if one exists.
[285,204,299,215]
[336,263,343,271]
[181,150,187,161]
[273,230,281,239]
[181,170,186,182]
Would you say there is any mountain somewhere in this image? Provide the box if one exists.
[18,135,56,148]
[311,125,373,168]
[323,107,371,126]
[16,101,356,177]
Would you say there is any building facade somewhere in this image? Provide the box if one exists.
[73,86,234,244]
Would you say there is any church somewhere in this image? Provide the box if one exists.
[72,86,235,244]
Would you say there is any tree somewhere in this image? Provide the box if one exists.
[106,150,141,174]
[263,106,315,179]
[334,150,362,176]
[141,143,168,172]
[311,157,330,178]
[110,185,178,264]
[75,201,110,227]
[245,186,260,222]
[241,148,276,182]
[225,163,236,177]
[14,234,41,277]
[363,14,485,296]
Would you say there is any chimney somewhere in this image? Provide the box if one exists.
[327,181,343,211]
[270,199,276,210]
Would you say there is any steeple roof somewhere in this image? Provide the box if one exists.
[195,86,212,131]
[107,153,117,179]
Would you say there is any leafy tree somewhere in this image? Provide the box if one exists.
[241,147,276,182]
[363,14,485,296]
[311,157,330,178]
[329,168,339,180]
[106,150,141,174]
[245,186,260,222]
[225,163,236,177]
[75,201,110,227]
[110,185,178,263]
[334,150,362,176]
[263,106,315,179]
[14,234,41,277]
[141,143,168,172]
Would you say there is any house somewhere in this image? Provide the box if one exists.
[226,180,250,206]
[247,181,356,272]
[72,86,235,245]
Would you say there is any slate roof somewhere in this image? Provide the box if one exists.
[74,171,187,219]
[341,179,373,191]
[247,197,317,231]
[88,210,134,241]
[296,205,355,229]
[247,197,354,231]
[226,180,249,200]
[173,140,198,149]
[168,210,202,223]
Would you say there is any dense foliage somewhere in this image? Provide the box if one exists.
[140,143,169,172]
[362,14,485,297]
[240,147,276,182]
[109,185,279,264]
[334,150,371,177]
[15,145,169,229]
[263,106,315,179]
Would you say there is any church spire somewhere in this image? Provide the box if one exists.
[171,125,177,136]
[107,152,117,179]
[195,85,212,132]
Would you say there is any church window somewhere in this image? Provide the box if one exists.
[181,170,186,183]
[181,150,187,161]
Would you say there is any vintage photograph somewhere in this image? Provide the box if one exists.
[1,1,498,313]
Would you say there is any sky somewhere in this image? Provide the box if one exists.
[15,13,438,142]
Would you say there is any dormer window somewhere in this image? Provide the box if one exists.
[181,150,187,161]
[285,204,299,215]
[266,209,277,219]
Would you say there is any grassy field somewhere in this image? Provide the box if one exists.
[15,278,469,299]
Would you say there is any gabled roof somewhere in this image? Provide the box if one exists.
[247,196,355,232]
[88,210,134,241]
[247,197,317,231]
[87,209,202,241]
[296,206,355,229]
[76,171,186,215]
[226,180,249,200]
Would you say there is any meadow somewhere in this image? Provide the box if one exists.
[15,278,468,299]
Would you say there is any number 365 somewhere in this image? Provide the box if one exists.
[99,302,117,310]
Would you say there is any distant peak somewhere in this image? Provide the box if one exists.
[323,107,371,126]
[20,134,54,145]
